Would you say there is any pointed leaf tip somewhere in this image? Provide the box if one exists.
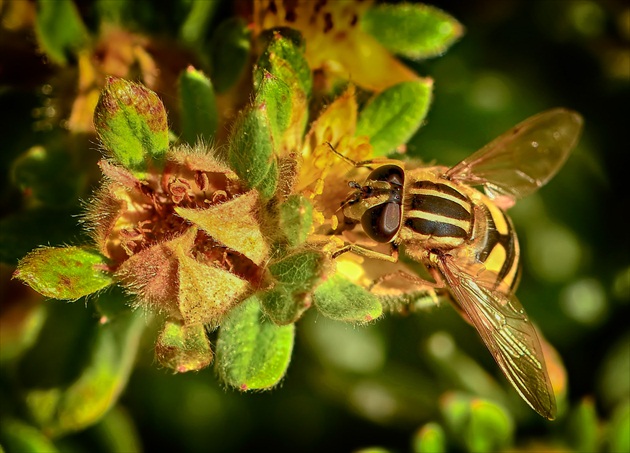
[14,246,113,300]
[94,78,169,172]
[178,67,218,145]
[356,79,433,156]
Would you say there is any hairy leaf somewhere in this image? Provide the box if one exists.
[178,67,218,145]
[362,3,463,60]
[14,246,113,300]
[216,297,294,390]
[94,78,169,173]
[356,80,433,156]
[313,274,382,323]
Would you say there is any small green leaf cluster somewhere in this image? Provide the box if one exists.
[409,395,630,453]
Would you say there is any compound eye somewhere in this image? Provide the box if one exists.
[368,165,405,186]
[361,202,402,243]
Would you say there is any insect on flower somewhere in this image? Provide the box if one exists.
[331,108,583,419]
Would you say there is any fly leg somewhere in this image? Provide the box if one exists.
[369,269,449,313]
[371,269,444,290]
[332,243,399,263]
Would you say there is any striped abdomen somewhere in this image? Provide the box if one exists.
[473,201,521,292]
[404,180,474,249]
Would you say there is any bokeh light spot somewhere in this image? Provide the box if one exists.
[427,331,455,359]
[308,318,385,373]
[612,265,630,303]
[560,278,607,325]
[527,222,582,283]
[468,73,511,111]
[568,1,605,37]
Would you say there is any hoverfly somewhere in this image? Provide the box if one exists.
[332,108,583,419]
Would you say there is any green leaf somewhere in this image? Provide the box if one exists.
[608,399,630,453]
[179,0,219,47]
[313,274,382,323]
[94,0,130,24]
[253,71,292,147]
[440,393,471,437]
[155,320,213,372]
[87,406,142,453]
[178,67,218,145]
[259,249,327,324]
[361,3,463,60]
[278,195,313,247]
[268,249,327,289]
[209,18,251,93]
[35,0,89,65]
[227,107,278,198]
[14,246,114,300]
[413,422,447,453]
[216,296,294,390]
[0,281,46,364]
[255,159,280,200]
[0,207,83,265]
[17,301,97,389]
[254,29,310,154]
[94,77,169,173]
[465,399,514,452]
[567,398,600,453]
[259,285,310,326]
[0,418,60,453]
[24,305,146,437]
[11,145,82,207]
[356,80,433,156]
[441,393,514,453]
[257,28,312,96]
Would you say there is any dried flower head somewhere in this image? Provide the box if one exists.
[85,143,269,326]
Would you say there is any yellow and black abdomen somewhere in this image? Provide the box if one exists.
[403,180,474,249]
[462,194,521,293]
[402,176,520,294]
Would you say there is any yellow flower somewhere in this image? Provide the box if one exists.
[252,0,421,92]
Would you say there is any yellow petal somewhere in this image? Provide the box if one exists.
[253,0,419,91]
[322,32,421,92]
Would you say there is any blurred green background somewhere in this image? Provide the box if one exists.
[1,1,628,452]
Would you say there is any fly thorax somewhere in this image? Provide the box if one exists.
[403,179,474,250]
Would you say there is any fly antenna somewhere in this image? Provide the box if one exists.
[326,142,375,170]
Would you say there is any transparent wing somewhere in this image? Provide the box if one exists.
[445,108,583,207]
[435,255,557,419]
